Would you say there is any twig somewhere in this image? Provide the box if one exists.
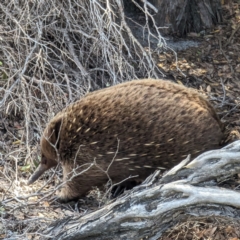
[220,77,226,107]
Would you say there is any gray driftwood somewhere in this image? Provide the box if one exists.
[42,140,240,240]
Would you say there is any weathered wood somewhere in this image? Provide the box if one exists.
[42,141,240,240]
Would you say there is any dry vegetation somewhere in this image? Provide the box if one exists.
[0,0,166,239]
[0,0,240,239]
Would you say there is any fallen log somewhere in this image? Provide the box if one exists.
[42,140,240,240]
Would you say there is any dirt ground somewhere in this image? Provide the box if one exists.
[0,1,240,239]
[158,217,240,240]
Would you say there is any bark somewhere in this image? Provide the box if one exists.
[124,0,223,36]
[41,140,240,240]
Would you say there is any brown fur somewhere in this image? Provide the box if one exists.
[28,79,225,201]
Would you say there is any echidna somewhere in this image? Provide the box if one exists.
[28,79,224,201]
